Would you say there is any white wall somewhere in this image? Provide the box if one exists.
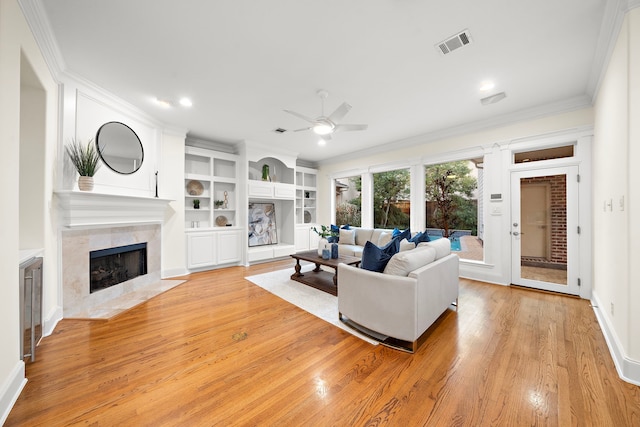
[317,108,594,285]
[19,82,45,249]
[592,7,640,384]
[0,0,59,422]
[160,131,187,277]
[60,82,161,197]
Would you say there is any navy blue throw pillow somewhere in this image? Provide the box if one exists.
[361,239,400,272]
[409,231,430,243]
[395,228,411,242]
[409,231,423,243]
[415,232,431,243]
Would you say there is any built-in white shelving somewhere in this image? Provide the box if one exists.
[247,155,297,263]
[184,146,242,270]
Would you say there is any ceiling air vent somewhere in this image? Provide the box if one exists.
[273,128,287,134]
[436,29,472,55]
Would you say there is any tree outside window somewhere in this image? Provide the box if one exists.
[425,160,483,261]
[373,169,410,229]
[335,176,361,226]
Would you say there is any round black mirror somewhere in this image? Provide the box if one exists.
[95,121,144,174]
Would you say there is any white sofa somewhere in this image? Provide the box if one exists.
[337,238,459,352]
[336,227,395,258]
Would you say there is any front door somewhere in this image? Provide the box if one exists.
[510,166,579,295]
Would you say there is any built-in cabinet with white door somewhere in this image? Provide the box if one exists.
[295,224,321,252]
[184,146,242,270]
[246,152,297,263]
[186,230,241,269]
[295,166,320,251]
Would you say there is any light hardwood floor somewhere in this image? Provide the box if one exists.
[6,260,640,426]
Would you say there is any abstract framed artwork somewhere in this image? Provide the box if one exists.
[248,202,278,247]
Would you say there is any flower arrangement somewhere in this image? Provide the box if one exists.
[312,225,338,239]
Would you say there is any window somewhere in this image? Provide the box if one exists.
[335,176,361,227]
[425,159,483,261]
[373,169,410,229]
[514,145,574,164]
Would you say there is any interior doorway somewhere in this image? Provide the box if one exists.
[510,166,579,295]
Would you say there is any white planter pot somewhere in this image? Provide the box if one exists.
[77,176,94,191]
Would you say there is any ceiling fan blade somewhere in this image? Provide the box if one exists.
[283,109,316,124]
[328,102,352,123]
[334,123,368,132]
[320,133,332,141]
[293,127,312,132]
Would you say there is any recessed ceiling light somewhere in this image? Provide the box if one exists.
[179,97,193,107]
[480,91,507,105]
[479,81,495,92]
[155,98,172,108]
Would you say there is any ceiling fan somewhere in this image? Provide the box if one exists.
[284,90,368,141]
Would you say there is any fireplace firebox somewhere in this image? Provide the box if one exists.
[89,243,147,293]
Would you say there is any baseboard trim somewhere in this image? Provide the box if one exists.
[162,268,189,279]
[591,293,640,386]
[0,361,27,425]
[43,305,63,337]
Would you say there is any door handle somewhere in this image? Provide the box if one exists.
[512,231,519,236]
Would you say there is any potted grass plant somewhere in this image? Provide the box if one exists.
[65,139,101,191]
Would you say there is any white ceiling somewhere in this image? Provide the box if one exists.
[37,0,611,163]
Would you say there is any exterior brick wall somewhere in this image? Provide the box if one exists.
[520,175,567,265]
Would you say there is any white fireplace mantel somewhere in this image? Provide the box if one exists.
[55,191,173,228]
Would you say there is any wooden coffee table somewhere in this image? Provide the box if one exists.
[290,250,361,296]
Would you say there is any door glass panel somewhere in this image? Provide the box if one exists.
[519,174,567,285]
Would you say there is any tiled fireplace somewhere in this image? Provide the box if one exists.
[56,191,176,318]
[61,224,161,318]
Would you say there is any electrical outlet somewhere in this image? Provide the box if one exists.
[611,302,614,316]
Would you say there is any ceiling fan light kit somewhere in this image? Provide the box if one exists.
[312,122,334,135]
[284,89,368,141]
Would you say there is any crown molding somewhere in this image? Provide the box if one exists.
[19,1,181,137]
[318,95,592,166]
[18,0,65,79]
[588,0,640,102]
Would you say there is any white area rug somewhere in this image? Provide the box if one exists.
[245,266,378,346]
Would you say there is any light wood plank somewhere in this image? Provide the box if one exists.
[6,261,640,426]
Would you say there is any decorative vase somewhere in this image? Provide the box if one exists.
[317,237,329,256]
[331,242,339,259]
[77,176,94,191]
[262,164,270,181]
